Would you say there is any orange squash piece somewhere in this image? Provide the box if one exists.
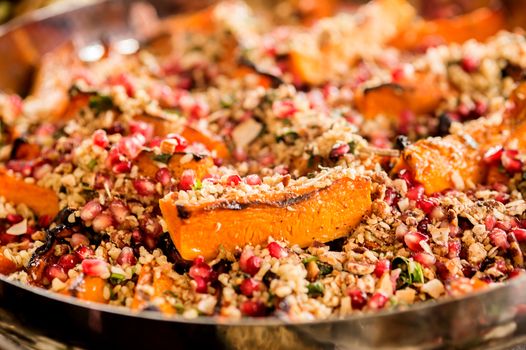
[391,8,505,50]
[181,126,229,159]
[62,276,107,304]
[160,175,372,260]
[0,250,18,275]
[0,170,59,218]
[355,74,444,119]
[131,265,176,314]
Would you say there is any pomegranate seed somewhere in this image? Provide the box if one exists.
[398,169,414,186]
[80,200,103,221]
[116,247,137,266]
[240,300,266,317]
[118,134,145,160]
[58,254,79,272]
[129,120,154,141]
[194,276,208,293]
[329,143,350,161]
[512,228,526,242]
[107,73,135,97]
[413,252,436,267]
[75,246,95,261]
[448,240,461,258]
[0,233,18,245]
[502,150,523,174]
[384,187,399,207]
[374,259,391,278]
[245,174,262,186]
[495,221,512,231]
[404,231,428,252]
[6,160,33,176]
[6,214,23,224]
[82,259,109,277]
[272,100,297,119]
[239,248,254,273]
[139,215,162,237]
[485,215,497,231]
[33,163,52,180]
[94,173,112,190]
[179,169,196,191]
[112,160,132,174]
[109,200,130,224]
[92,213,113,233]
[165,134,188,152]
[155,168,172,186]
[133,178,157,196]
[240,278,260,297]
[92,129,109,148]
[348,289,368,310]
[45,264,68,282]
[226,175,242,187]
[417,198,437,215]
[38,215,52,228]
[461,56,479,73]
[267,242,288,259]
[244,256,262,276]
[189,261,212,281]
[71,233,90,248]
[398,110,415,135]
[490,228,510,250]
[407,184,425,201]
[368,292,388,310]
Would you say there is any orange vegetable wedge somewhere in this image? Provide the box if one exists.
[0,250,18,275]
[390,7,505,50]
[355,73,444,119]
[160,174,372,260]
[61,276,107,304]
[0,170,59,218]
[131,265,176,314]
[289,0,415,85]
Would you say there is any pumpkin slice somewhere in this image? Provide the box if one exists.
[131,265,177,314]
[390,7,504,50]
[0,250,18,275]
[160,174,371,260]
[61,276,107,304]
[0,170,59,218]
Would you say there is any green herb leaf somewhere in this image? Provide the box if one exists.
[317,261,333,276]
[348,141,357,155]
[152,153,172,164]
[275,131,299,145]
[192,179,202,191]
[108,272,125,285]
[87,159,97,170]
[302,256,318,264]
[307,282,324,297]
[89,95,114,114]
[392,256,424,288]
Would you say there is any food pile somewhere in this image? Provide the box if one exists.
[1,0,526,320]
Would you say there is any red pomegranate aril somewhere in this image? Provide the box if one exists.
[245,174,262,186]
[94,172,112,190]
[495,220,512,231]
[6,214,23,224]
[129,120,154,141]
[368,292,388,310]
[133,178,157,196]
[447,240,461,258]
[0,233,17,245]
[45,264,68,282]
[71,233,90,248]
[112,160,132,174]
[120,134,146,160]
[239,248,254,273]
[155,168,172,186]
[6,160,33,176]
[140,215,162,237]
[398,169,414,186]
[384,187,398,206]
[406,184,425,201]
[244,256,262,276]
[417,198,437,215]
[109,200,130,224]
[512,228,526,242]
[483,146,504,164]
[108,73,135,97]
[82,259,109,277]
[413,252,436,267]
[404,231,428,252]
[226,174,242,187]
[348,289,368,310]
[240,278,260,297]
[240,300,266,317]
[117,247,137,266]
[92,213,113,233]
[75,245,95,260]
[485,215,497,231]
[165,134,188,152]
[58,254,79,272]
[461,56,479,73]
[502,149,523,174]
[272,100,297,119]
[80,200,103,221]
[329,143,350,161]
[38,215,52,228]
[194,256,205,265]
[490,228,510,249]
[374,259,391,278]
[267,242,288,259]
[194,276,208,293]
[92,129,109,148]
[189,262,212,281]
[179,169,196,191]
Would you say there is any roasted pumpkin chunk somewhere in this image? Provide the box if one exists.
[131,265,177,314]
[0,170,59,218]
[160,175,372,260]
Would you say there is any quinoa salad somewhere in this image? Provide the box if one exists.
[1,0,526,321]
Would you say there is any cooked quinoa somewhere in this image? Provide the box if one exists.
[0,0,526,320]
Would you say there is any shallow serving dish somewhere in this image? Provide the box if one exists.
[1,1,526,349]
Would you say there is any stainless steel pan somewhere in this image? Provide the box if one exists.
[1,1,526,349]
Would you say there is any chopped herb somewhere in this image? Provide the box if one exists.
[307,282,324,297]
[89,95,114,114]
[81,188,98,200]
[192,179,203,191]
[108,272,125,285]
[53,128,68,140]
[317,261,333,276]
[348,141,357,155]
[87,159,97,170]
[152,153,172,164]
[275,131,299,145]
[392,256,424,288]
[220,95,234,108]
[174,304,185,314]
[302,256,318,264]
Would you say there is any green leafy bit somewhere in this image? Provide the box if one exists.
[392,256,424,288]
[302,256,318,264]
[348,141,357,155]
[275,131,299,145]
[317,261,333,276]
[152,153,172,164]
[89,95,114,114]
[307,282,324,297]
[108,272,125,285]
[87,159,97,170]
[192,179,203,191]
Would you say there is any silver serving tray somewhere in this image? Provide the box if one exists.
[0,1,526,349]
